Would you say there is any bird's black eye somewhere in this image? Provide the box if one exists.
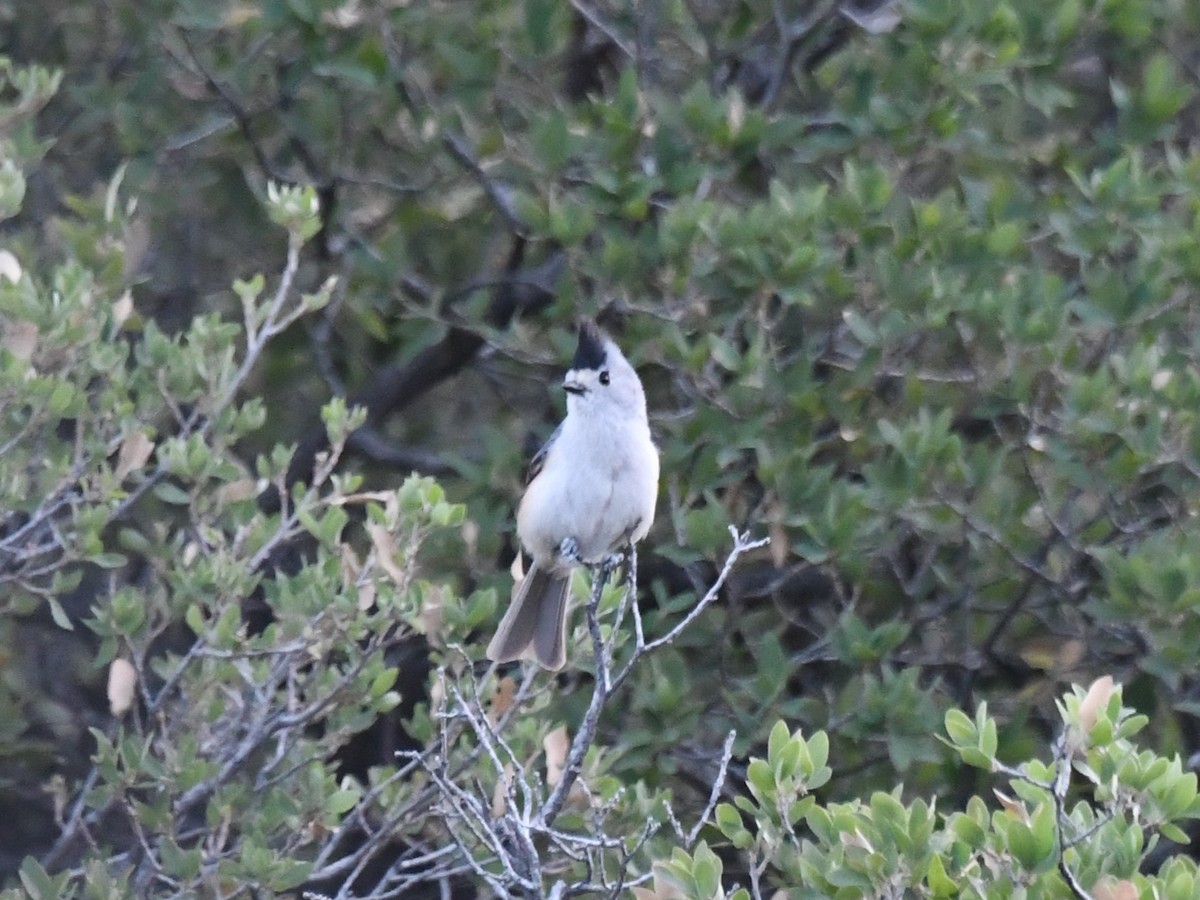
[599,370,611,386]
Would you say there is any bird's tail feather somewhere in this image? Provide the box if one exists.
[487,562,571,670]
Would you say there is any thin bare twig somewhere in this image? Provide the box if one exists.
[612,527,770,695]
[687,730,737,848]
[567,0,636,59]
[405,525,765,898]
[442,133,525,233]
[1051,736,1093,900]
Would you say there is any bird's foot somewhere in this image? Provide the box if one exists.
[598,549,626,575]
[558,536,582,565]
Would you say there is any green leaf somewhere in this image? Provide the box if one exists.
[708,334,741,372]
[733,795,758,816]
[1140,52,1193,123]
[524,0,557,52]
[959,747,992,770]
[159,837,202,880]
[926,852,957,896]
[1030,801,1057,864]
[532,111,571,171]
[807,730,829,773]
[806,805,837,845]
[1006,818,1040,871]
[1166,869,1196,900]
[19,857,59,900]
[1160,821,1190,845]
[45,595,74,630]
[944,709,976,747]
[47,380,76,414]
[690,843,722,898]
[787,795,815,825]
[153,481,191,505]
[369,667,398,699]
[945,816,984,849]
[269,859,313,891]
[715,802,743,838]
[843,309,878,346]
[746,758,775,802]
[767,719,790,762]
[979,716,998,760]
[91,552,128,569]
[185,604,205,634]
[1163,773,1198,819]
[986,221,1023,256]
[328,788,361,815]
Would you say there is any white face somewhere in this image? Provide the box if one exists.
[563,338,647,422]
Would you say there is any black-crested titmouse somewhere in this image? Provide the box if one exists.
[487,321,660,670]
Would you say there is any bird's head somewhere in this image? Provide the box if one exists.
[562,320,647,421]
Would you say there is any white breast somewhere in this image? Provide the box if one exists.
[517,412,658,568]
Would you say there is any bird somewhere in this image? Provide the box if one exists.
[487,321,660,670]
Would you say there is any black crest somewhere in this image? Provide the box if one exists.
[571,320,608,371]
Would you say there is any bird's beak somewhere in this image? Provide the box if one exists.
[563,377,586,395]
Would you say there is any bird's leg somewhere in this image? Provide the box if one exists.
[558,536,582,565]
[599,531,638,582]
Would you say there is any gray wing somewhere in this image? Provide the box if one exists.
[526,422,562,484]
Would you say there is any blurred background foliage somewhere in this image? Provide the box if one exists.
[5,0,1200,892]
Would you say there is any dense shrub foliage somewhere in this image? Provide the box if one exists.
[4,0,1200,896]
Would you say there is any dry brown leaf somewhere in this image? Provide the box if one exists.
[0,250,21,284]
[1056,638,1085,672]
[112,291,134,329]
[216,478,259,505]
[1079,675,1116,733]
[491,763,514,818]
[331,490,396,506]
[356,581,376,612]
[436,183,484,221]
[166,65,209,101]
[323,0,364,28]
[1018,634,1065,672]
[115,430,155,479]
[993,789,1029,823]
[367,523,407,584]
[3,320,38,361]
[420,585,446,647]
[48,774,68,823]
[841,1,902,33]
[544,726,570,788]
[487,676,518,725]
[221,4,262,26]
[340,543,362,582]
[461,518,479,564]
[1092,877,1139,900]
[1017,634,1084,675]
[769,520,788,568]
[122,216,150,281]
[428,672,445,715]
[630,864,687,900]
[107,658,137,716]
[839,828,874,852]
[726,91,746,135]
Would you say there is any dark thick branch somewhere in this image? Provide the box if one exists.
[279,240,564,498]
[346,426,457,477]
